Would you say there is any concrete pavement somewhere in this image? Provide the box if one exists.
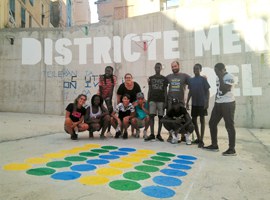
[0,112,270,200]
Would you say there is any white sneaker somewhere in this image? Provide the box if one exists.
[143,130,147,139]
[185,133,192,145]
[135,129,140,138]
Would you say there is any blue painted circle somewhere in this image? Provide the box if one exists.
[51,171,81,180]
[99,155,120,160]
[118,147,136,152]
[153,176,182,187]
[70,164,96,172]
[109,151,128,156]
[141,185,175,198]
[173,159,194,165]
[86,159,110,165]
[168,163,191,170]
[160,169,187,177]
[177,155,197,160]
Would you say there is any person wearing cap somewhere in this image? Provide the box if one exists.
[131,92,150,139]
[161,98,194,145]
[166,60,191,142]
[145,62,168,142]
[98,66,117,137]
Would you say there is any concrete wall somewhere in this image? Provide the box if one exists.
[0,1,270,128]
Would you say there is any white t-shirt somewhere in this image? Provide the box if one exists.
[215,73,235,103]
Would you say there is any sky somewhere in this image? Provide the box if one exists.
[89,0,99,23]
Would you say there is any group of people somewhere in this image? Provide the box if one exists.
[64,61,237,156]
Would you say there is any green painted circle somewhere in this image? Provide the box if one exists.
[79,152,99,157]
[101,145,118,150]
[156,152,176,157]
[46,161,72,168]
[64,156,87,162]
[26,167,56,176]
[123,171,151,181]
[151,156,171,162]
[143,160,165,166]
[109,180,141,191]
[91,149,109,153]
[135,165,159,172]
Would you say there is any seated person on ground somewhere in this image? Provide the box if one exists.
[84,94,110,139]
[64,94,89,140]
[162,98,194,144]
[131,92,150,139]
[111,94,135,139]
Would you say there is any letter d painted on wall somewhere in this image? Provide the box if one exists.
[22,38,41,65]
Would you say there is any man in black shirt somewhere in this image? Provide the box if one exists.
[161,98,194,144]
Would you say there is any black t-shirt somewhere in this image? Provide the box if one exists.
[167,105,188,118]
[117,82,141,103]
[148,74,168,102]
[66,103,86,122]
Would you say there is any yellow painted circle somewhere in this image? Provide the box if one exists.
[109,161,133,169]
[43,152,66,158]
[129,153,149,158]
[83,144,101,148]
[120,156,142,163]
[71,146,91,151]
[59,149,80,154]
[79,176,109,185]
[96,168,123,176]
[3,163,32,171]
[25,157,51,164]
[137,149,156,154]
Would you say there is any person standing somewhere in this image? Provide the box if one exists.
[145,63,168,142]
[64,94,89,140]
[98,66,117,136]
[117,73,141,104]
[204,63,237,156]
[166,61,190,142]
[186,63,210,148]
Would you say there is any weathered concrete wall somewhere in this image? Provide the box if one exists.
[0,1,270,128]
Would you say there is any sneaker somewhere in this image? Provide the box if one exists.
[123,131,128,139]
[71,133,78,140]
[115,131,121,139]
[167,135,172,143]
[156,134,164,142]
[192,139,200,144]
[198,141,204,148]
[135,129,140,138]
[144,134,155,142]
[100,134,106,140]
[106,131,113,137]
[171,137,178,144]
[204,145,219,152]
[143,130,147,139]
[89,131,94,138]
[222,149,237,156]
[185,133,192,145]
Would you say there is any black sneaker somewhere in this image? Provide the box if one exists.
[198,141,204,148]
[167,135,172,143]
[222,149,237,156]
[123,131,128,139]
[115,131,121,138]
[156,134,164,142]
[71,133,78,140]
[192,139,200,144]
[144,134,155,142]
[89,131,94,138]
[204,145,219,152]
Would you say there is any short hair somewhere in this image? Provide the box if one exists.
[91,94,104,106]
[214,63,225,71]
[155,62,162,68]
[194,63,202,71]
[121,93,131,101]
[105,66,114,72]
[124,73,133,78]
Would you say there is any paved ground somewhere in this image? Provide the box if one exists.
[0,112,270,200]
